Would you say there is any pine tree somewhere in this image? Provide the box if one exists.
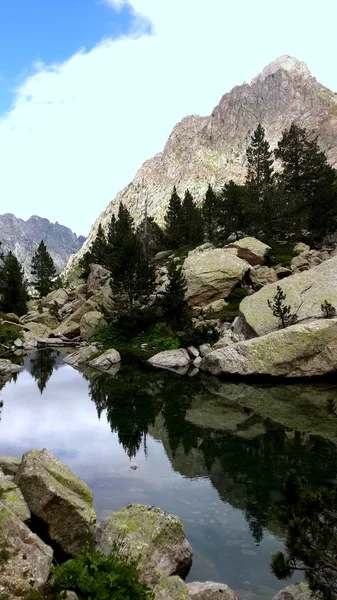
[275,122,337,237]
[218,181,247,239]
[202,184,220,242]
[0,251,28,316]
[246,123,274,200]
[91,224,108,265]
[161,261,190,329]
[180,189,204,245]
[31,240,56,298]
[108,203,155,313]
[164,187,183,249]
[137,216,166,258]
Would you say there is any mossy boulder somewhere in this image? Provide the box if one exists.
[0,456,21,476]
[0,503,53,597]
[240,254,337,336]
[154,576,189,599]
[187,581,237,600]
[88,348,121,370]
[183,247,249,306]
[0,476,30,522]
[0,359,21,375]
[63,345,98,368]
[94,504,193,586]
[14,449,96,556]
[272,583,313,600]
[201,319,337,378]
[80,311,107,341]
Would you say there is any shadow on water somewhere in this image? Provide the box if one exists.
[1,352,337,597]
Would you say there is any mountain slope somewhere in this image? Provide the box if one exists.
[0,214,84,279]
[66,55,337,272]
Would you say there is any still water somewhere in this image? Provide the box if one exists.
[1,350,337,599]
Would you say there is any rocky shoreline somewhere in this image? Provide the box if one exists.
[0,450,311,600]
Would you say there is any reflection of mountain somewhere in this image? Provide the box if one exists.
[87,365,337,543]
[29,350,60,394]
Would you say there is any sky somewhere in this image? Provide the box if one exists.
[0,0,337,236]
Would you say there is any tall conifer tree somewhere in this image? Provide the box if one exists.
[31,240,56,298]
[202,184,220,242]
[161,261,189,329]
[181,189,204,245]
[0,251,28,316]
[164,187,183,249]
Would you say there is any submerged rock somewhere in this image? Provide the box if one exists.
[187,581,237,600]
[94,504,193,586]
[183,247,249,306]
[148,349,190,371]
[0,503,53,597]
[201,319,337,377]
[63,344,98,368]
[14,449,96,556]
[89,348,121,370]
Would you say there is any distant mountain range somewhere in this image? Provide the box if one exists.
[65,55,337,274]
[0,214,85,279]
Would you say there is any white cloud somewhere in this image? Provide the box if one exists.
[0,0,337,235]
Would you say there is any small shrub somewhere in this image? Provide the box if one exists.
[0,322,23,347]
[37,301,43,314]
[267,286,298,329]
[264,242,296,267]
[52,544,152,600]
[321,300,336,319]
[49,301,60,320]
[219,287,249,322]
[180,322,220,347]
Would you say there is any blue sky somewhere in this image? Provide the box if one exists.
[0,0,150,114]
[0,0,337,236]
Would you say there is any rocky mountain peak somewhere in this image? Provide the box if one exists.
[251,55,312,84]
[65,56,337,274]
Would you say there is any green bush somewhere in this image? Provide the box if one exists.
[180,322,220,347]
[52,544,152,600]
[219,287,249,321]
[93,321,181,355]
[264,242,296,267]
[0,322,23,347]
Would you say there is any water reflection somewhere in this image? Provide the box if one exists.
[1,353,337,597]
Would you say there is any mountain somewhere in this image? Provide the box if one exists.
[0,214,85,279]
[66,55,337,273]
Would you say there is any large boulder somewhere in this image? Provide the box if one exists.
[0,503,53,597]
[14,449,96,556]
[187,581,237,600]
[201,319,337,378]
[228,236,271,266]
[87,263,111,294]
[154,576,189,599]
[249,265,278,290]
[43,288,69,309]
[0,456,21,476]
[148,349,190,372]
[272,583,313,600]
[89,348,121,370]
[63,345,98,368]
[183,247,249,306]
[22,309,59,330]
[94,504,192,586]
[240,255,337,337]
[80,311,107,340]
[24,322,52,342]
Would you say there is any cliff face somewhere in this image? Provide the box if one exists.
[0,214,84,279]
[66,55,337,273]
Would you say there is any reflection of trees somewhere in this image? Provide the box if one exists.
[30,350,58,394]
[88,363,337,545]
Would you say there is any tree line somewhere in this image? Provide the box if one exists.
[0,240,57,317]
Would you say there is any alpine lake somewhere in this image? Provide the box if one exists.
[1,349,337,599]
